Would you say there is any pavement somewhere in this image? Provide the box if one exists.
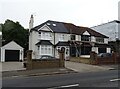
[1,61,118,77]
[65,61,118,72]
[0,62,26,72]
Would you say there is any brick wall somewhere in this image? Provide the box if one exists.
[26,50,65,70]
[90,52,120,64]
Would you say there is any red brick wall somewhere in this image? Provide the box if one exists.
[90,52,120,65]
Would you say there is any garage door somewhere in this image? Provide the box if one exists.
[5,50,20,62]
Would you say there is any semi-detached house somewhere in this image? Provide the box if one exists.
[29,18,111,59]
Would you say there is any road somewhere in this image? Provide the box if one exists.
[2,70,119,88]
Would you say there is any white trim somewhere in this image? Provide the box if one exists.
[2,41,23,49]
[1,41,24,62]
[83,31,90,35]
[38,24,53,32]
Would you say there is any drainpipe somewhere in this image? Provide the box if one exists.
[54,32,55,57]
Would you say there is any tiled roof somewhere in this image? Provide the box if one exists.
[63,23,108,38]
[94,43,110,47]
[56,41,69,46]
[35,40,53,45]
[32,20,108,38]
[32,20,68,33]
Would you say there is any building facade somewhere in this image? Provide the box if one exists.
[91,20,120,41]
[29,18,111,59]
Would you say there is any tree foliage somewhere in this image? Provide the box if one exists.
[2,19,29,51]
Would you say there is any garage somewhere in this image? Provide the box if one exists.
[5,50,20,62]
[1,41,24,62]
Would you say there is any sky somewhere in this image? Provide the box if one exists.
[0,0,120,29]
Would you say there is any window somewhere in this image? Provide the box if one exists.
[61,34,64,40]
[41,32,52,40]
[48,47,51,54]
[59,34,65,41]
[47,23,50,25]
[41,45,44,54]
[81,35,90,41]
[66,49,69,55]
[71,35,76,40]
[96,37,104,43]
[42,32,45,37]
[41,45,52,54]
[53,24,56,26]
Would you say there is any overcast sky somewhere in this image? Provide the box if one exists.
[0,0,119,29]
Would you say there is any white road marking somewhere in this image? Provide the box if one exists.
[48,84,79,89]
[110,78,120,82]
[60,84,79,88]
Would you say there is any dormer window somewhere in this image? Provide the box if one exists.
[47,23,50,25]
[81,35,90,41]
[96,37,104,43]
[71,35,76,40]
[53,24,56,26]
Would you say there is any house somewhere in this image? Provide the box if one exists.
[0,32,2,61]
[91,20,120,41]
[29,17,111,59]
[0,32,1,47]
[0,41,24,62]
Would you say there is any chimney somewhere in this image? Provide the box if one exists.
[29,14,34,31]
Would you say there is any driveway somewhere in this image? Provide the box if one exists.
[0,62,26,72]
[65,61,114,72]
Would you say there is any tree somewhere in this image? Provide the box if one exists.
[2,19,29,53]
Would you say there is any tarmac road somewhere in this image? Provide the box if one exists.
[2,70,119,88]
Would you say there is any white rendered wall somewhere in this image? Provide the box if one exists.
[91,36,96,42]
[29,31,39,59]
[92,47,98,54]
[76,35,79,41]
[55,33,70,44]
[104,38,108,44]
[107,48,111,53]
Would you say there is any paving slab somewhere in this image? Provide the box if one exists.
[65,61,116,72]
[0,62,26,72]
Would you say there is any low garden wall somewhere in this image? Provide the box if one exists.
[70,52,120,65]
[70,57,92,64]
[27,59,64,70]
[26,50,65,70]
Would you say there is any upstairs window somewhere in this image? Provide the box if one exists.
[59,34,65,41]
[71,35,76,40]
[81,35,90,41]
[96,37,104,43]
[41,32,52,40]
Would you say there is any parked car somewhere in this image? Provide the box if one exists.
[39,55,57,60]
[65,56,70,61]
[97,53,112,58]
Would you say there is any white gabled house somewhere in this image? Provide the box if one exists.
[29,16,111,59]
[0,41,24,62]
